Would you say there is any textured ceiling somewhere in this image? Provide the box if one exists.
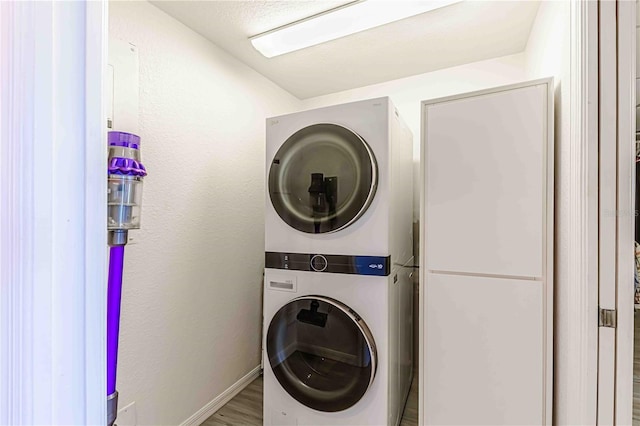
[150,0,540,99]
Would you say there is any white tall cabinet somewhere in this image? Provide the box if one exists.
[420,79,554,425]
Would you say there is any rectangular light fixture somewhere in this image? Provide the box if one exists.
[250,0,462,58]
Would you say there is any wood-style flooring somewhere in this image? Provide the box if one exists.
[202,373,418,426]
[203,377,263,426]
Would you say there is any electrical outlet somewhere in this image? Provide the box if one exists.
[116,401,137,426]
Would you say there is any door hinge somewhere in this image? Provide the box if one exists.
[599,308,617,328]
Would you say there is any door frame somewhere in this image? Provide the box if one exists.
[598,0,618,422]
[560,1,601,423]
[594,0,636,423]
[0,1,108,423]
[613,0,635,423]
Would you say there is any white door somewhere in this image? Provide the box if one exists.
[597,0,635,424]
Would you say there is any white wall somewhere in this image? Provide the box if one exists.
[523,2,572,424]
[109,2,300,424]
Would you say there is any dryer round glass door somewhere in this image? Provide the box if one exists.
[266,296,377,412]
[269,123,378,234]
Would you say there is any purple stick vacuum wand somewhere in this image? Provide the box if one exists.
[107,131,146,426]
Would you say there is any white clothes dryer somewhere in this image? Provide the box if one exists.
[262,265,414,426]
[265,97,413,265]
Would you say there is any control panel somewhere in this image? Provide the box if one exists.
[265,252,390,276]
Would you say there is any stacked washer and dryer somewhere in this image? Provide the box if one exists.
[263,97,414,426]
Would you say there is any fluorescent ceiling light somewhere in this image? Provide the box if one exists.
[250,0,462,58]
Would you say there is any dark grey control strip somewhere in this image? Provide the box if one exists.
[265,252,391,276]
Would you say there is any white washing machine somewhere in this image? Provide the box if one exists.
[262,265,414,426]
[263,98,414,425]
[265,97,413,266]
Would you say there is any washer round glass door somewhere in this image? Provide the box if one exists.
[266,296,377,412]
[269,123,378,234]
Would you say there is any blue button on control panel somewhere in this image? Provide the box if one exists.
[354,256,390,276]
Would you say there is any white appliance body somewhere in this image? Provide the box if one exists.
[263,98,413,425]
[262,268,413,426]
[265,97,413,265]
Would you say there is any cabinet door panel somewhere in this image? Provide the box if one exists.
[424,273,544,425]
[425,84,546,277]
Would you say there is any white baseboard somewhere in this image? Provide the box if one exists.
[180,365,261,426]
